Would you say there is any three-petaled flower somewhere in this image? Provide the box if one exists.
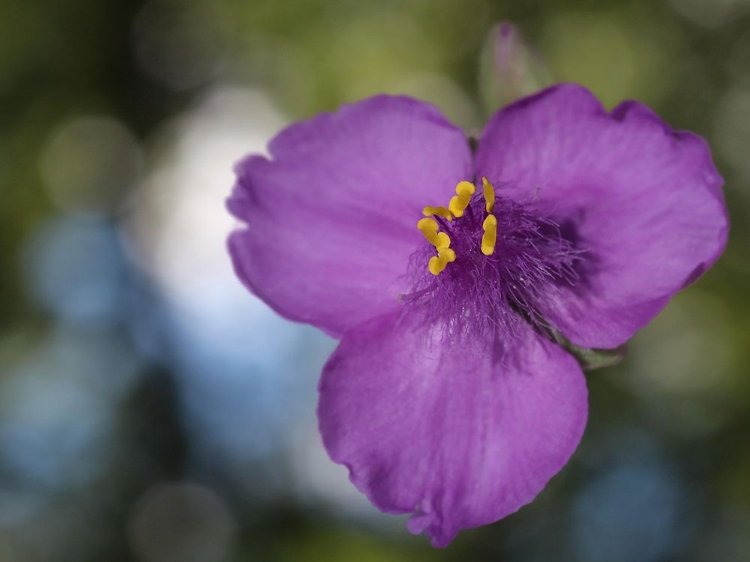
[227,84,728,546]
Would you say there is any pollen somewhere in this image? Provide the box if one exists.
[481,214,498,256]
[482,177,495,213]
[422,205,453,221]
[428,247,456,275]
[448,181,476,217]
[417,217,451,250]
[417,179,498,275]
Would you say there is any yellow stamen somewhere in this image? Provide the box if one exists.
[448,181,476,217]
[422,205,453,221]
[428,247,456,275]
[482,177,495,213]
[417,217,451,250]
[481,214,497,256]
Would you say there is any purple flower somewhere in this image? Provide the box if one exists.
[226,85,728,546]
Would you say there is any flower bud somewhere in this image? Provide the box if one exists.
[478,23,554,115]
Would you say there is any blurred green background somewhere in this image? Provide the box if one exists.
[1,0,749,560]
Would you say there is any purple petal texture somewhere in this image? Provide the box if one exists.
[228,95,472,337]
[318,312,588,547]
[476,84,728,349]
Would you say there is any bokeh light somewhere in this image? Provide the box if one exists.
[39,117,142,216]
[131,0,230,91]
[128,482,236,562]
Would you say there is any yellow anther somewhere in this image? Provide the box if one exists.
[417,217,451,249]
[481,214,498,256]
[428,257,442,275]
[448,181,476,218]
[422,205,453,221]
[482,177,495,213]
[435,232,450,249]
[428,247,456,276]
[417,217,438,238]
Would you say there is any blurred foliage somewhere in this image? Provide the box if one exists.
[1,0,750,561]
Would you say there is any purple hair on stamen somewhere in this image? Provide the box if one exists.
[405,186,583,340]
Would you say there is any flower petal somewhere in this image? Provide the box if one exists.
[318,312,588,546]
[228,96,472,337]
[475,84,729,349]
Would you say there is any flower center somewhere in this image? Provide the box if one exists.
[405,179,582,337]
[417,178,499,274]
